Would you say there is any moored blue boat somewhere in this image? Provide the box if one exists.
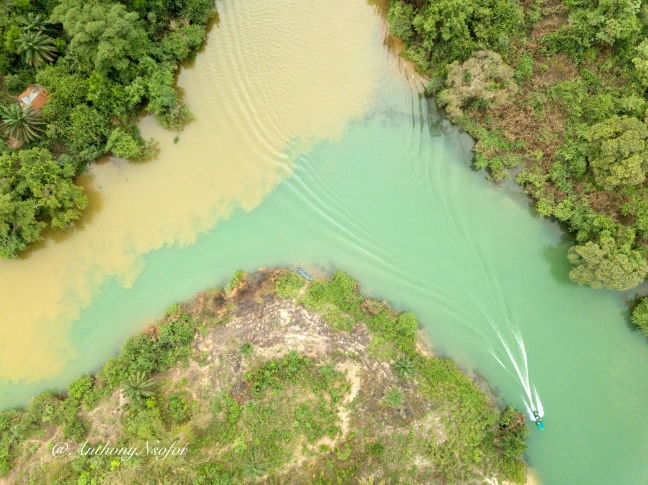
[296,267,312,281]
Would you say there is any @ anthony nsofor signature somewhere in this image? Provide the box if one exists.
[51,439,190,461]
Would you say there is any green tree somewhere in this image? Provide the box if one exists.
[105,128,142,159]
[631,297,648,336]
[1,104,44,143]
[384,386,404,408]
[17,31,57,68]
[564,0,643,48]
[387,0,524,73]
[0,149,87,258]
[585,115,648,190]
[86,71,128,119]
[64,104,111,162]
[632,38,648,86]
[568,236,648,290]
[392,354,415,379]
[144,61,190,129]
[3,25,21,55]
[437,50,518,120]
[50,0,150,79]
[19,13,50,34]
[123,372,155,406]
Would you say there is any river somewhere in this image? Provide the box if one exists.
[1,0,648,484]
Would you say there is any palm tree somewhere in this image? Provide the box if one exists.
[20,13,49,34]
[242,450,267,479]
[17,31,57,68]
[1,104,44,144]
[384,386,405,408]
[392,354,416,379]
[123,372,155,406]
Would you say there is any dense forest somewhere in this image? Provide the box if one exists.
[0,270,529,484]
[0,0,215,258]
[388,0,648,336]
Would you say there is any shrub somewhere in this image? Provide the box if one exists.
[226,269,245,292]
[631,297,648,336]
[275,271,305,298]
[63,416,89,442]
[365,441,385,458]
[67,375,103,410]
[392,354,416,379]
[382,312,418,353]
[239,341,253,356]
[384,387,405,408]
[166,392,192,423]
[437,51,518,120]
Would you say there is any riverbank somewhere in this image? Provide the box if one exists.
[387,0,648,328]
[0,269,529,484]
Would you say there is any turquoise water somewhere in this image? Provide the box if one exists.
[2,1,648,484]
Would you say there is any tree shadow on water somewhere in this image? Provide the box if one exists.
[541,236,574,287]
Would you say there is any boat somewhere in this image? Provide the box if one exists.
[296,267,313,281]
[533,410,544,430]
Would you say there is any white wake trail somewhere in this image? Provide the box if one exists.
[468,289,544,419]
[488,345,510,372]
[533,385,544,418]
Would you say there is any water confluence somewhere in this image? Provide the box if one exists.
[0,0,647,484]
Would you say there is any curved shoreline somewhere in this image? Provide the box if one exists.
[0,268,529,484]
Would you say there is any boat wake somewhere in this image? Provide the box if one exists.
[487,325,544,421]
[469,291,544,422]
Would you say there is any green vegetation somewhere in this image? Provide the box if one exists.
[0,269,529,484]
[0,147,87,257]
[0,0,216,257]
[383,386,405,408]
[226,269,246,292]
[392,354,416,379]
[0,104,43,142]
[123,372,155,407]
[274,269,305,298]
[388,0,648,300]
[631,297,648,336]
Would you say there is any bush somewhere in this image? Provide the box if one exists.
[275,271,304,299]
[67,375,104,409]
[392,354,416,379]
[226,269,245,292]
[631,297,648,336]
[438,51,518,120]
[63,416,89,442]
[384,387,405,408]
[165,392,193,423]
[99,311,198,389]
[365,441,385,458]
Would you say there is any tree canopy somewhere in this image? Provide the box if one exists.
[389,0,648,294]
[567,236,648,290]
[584,115,648,190]
[50,0,150,80]
[437,50,518,119]
[0,148,87,258]
[0,0,215,257]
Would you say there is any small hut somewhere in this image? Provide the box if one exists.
[19,84,49,111]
